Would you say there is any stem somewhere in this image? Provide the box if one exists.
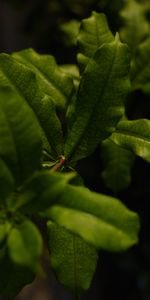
[51,155,66,172]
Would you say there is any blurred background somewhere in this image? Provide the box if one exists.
[0,0,150,299]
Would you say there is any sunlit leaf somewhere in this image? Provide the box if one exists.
[110,119,150,163]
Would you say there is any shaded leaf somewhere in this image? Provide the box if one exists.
[17,171,75,213]
[101,139,135,193]
[0,86,42,185]
[61,20,80,46]
[77,11,114,71]
[119,0,150,54]
[12,48,74,110]
[65,35,130,162]
[0,159,15,204]
[47,221,98,297]
[131,37,150,94]
[110,119,150,163]
[0,54,63,159]
[0,251,34,298]
[7,218,43,272]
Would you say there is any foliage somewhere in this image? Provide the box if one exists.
[0,3,150,299]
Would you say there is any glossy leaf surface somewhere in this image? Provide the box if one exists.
[20,171,140,252]
[12,48,74,110]
[0,54,63,158]
[65,35,130,162]
[110,119,150,163]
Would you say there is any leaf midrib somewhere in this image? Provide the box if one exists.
[114,128,150,144]
[66,43,118,161]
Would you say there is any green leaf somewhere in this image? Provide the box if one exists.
[110,119,150,163]
[77,11,114,71]
[47,221,98,297]
[0,53,63,159]
[0,86,42,184]
[119,0,150,54]
[65,35,130,162]
[21,171,139,252]
[0,159,15,204]
[60,64,80,90]
[12,48,74,110]
[61,20,81,46]
[0,252,34,298]
[17,171,75,213]
[7,218,43,272]
[131,37,150,94]
[101,139,135,193]
[0,216,12,246]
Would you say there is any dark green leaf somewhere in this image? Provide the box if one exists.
[0,54,63,158]
[0,86,42,184]
[110,119,150,163]
[101,139,135,193]
[119,0,150,54]
[0,159,15,204]
[65,35,130,162]
[131,37,150,94]
[0,251,34,298]
[47,221,98,296]
[77,11,114,71]
[12,48,74,110]
[7,218,43,272]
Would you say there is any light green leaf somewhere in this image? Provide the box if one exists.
[131,37,150,94]
[0,86,42,184]
[60,64,80,90]
[12,48,74,110]
[61,20,80,46]
[47,221,98,297]
[7,218,43,272]
[101,139,135,193]
[119,0,150,54]
[77,11,114,71]
[0,53,63,159]
[21,171,139,252]
[110,119,150,163]
[65,35,130,162]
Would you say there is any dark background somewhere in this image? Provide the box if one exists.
[0,0,150,299]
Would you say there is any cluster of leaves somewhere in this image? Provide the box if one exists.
[0,1,150,299]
